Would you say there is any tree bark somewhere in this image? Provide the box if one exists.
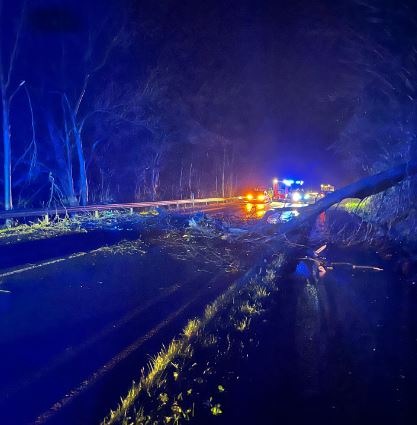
[222,146,226,198]
[2,97,12,210]
[74,128,88,206]
[63,94,88,206]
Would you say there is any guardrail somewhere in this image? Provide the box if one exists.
[0,197,239,222]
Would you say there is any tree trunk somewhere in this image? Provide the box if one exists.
[262,160,417,238]
[179,163,183,200]
[215,174,218,196]
[62,106,76,206]
[2,97,12,210]
[189,162,193,198]
[63,95,88,206]
[74,128,88,206]
[222,146,226,198]
[243,161,417,287]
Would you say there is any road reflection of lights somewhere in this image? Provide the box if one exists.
[292,192,302,202]
[256,204,266,217]
[268,210,300,223]
[245,203,254,212]
[244,202,266,218]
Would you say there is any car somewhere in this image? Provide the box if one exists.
[299,191,322,204]
[320,183,335,195]
[244,189,271,203]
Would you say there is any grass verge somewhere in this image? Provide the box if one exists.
[102,254,286,425]
[0,210,159,245]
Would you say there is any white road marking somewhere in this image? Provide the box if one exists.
[0,252,87,282]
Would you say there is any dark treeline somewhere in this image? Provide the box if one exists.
[1,0,247,209]
[1,0,417,210]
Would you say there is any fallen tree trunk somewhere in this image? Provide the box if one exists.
[269,160,417,238]
[242,160,417,284]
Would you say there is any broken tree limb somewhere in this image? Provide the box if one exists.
[267,160,417,238]
[231,161,417,285]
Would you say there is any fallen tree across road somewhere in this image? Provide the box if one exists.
[263,160,417,239]
[102,160,417,425]
[240,159,417,280]
[97,163,417,425]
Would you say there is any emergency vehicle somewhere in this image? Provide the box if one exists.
[320,183,335,194]
[244,188,271,204]
[272,178,306,202]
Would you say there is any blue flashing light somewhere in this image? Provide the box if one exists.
[295,180,304,185]
[282,179,294,186]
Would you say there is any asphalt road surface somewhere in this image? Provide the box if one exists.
[0,234,242,424]
[0,202,255,425]
[1,203,415,425]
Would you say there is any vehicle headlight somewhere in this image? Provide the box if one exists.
[247,194,253,200]
[304,193,310,200]
[257,194,265,201]
[292,192,302,202]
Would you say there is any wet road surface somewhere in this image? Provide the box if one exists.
[0,207,248,425]
[0,202,330,425]
[2,204,415,425]
[211,246,417,425]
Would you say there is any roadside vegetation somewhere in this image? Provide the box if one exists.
[102,254,283,425]
[0,215,83,244]
[329,187,417,248]
[0,209,161,245]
